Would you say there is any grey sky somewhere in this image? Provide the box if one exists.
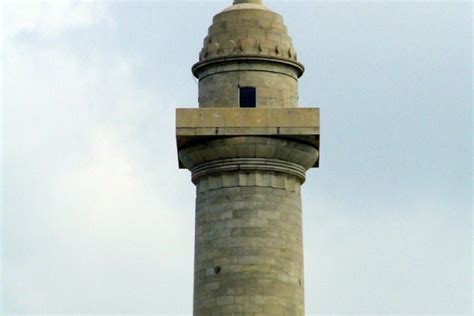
[1,0,472,314]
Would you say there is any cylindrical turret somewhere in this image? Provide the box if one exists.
[180,137,316,315]
[192,0,304,109]
[176,1,320,315]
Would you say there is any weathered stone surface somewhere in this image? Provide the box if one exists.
[176,109,320,168]
[192,0,305,114]
[177,108,319,128]
[194,185,304,316]
[176,1,320,315]
[195,2,300,66]
[197,62,299,108]
[178,136,314,315]
[178,136,319,171]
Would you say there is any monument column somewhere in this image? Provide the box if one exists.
[176,1,320,315]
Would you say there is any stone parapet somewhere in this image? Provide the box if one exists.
[176,108,320,168]
[176,108,319,134]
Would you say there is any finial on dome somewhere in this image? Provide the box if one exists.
[233,0,263,4]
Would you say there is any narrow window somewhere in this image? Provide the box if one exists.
[239,87,256,108]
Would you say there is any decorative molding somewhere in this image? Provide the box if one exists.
[195,168,302,193]
[192,54,304,78]
[191,158,306,192]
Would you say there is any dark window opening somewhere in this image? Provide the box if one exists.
[214,266,221,274]
[239,87,256,108]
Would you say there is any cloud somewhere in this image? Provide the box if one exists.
[303,193,472,313]
[2,2,194,313]
[2,1,471,314]
[2,1,111,42]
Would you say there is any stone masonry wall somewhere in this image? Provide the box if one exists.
[198,62,298,108]
[193,171,305,316]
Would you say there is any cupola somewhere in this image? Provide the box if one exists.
[193,0,304,108]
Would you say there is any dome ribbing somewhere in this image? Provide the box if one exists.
[192,0,304,77]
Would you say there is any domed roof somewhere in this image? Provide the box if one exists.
[192,0,304,77]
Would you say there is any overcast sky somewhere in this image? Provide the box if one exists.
[1,0,472,314]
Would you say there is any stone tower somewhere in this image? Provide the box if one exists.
[176,0,320,315]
